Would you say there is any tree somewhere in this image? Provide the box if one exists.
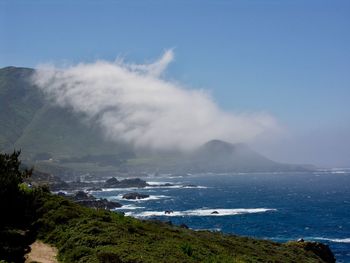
[0,151,32,226]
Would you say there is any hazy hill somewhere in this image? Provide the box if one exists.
[128,140,308,173]
[190,140,303,172]
[0,66,310,175]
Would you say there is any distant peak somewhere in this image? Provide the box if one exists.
[203,139,247,149]
[204,139,232,146]
[0,66,34,71]
[201,140,236,154]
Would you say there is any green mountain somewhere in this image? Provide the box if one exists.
[0,66,132,159]
[0,66,310,176]
[0,67,41,151]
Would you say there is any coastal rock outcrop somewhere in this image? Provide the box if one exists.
[76,199,122,210]
[287,241,336,263]
[122,192,150,200]
[104,178,148,188]
[70,191,122,210]
[27,170,69,191]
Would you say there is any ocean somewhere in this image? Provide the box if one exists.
[92,171,350,262]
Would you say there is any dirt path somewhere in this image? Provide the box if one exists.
[25,240,58,263]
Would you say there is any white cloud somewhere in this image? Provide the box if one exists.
[32,50,279,151]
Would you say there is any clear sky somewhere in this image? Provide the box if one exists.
[1,0,350,167]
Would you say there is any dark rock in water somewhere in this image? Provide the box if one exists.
[288,241,336,263]
[165,210,173,214]
[180,223,189,229]
[104,177,148,188]
[87,187,102,191]
[211,211,219,214]
[74,191,94,201]
[69,190,122,209]
[118,178,148,188]
[76,199,122,210]
[151,183,174,187]
[122,192,150,200]
[105,177,119,185]
[57,191,66,196]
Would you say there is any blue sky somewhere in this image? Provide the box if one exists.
[1,0,350,166]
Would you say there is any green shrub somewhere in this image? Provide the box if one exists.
[181,243,193,257]
[61,246,94,262]
[97,251,123,263]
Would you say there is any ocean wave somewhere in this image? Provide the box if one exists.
[111,194,171,202]
[126,208,276,217]
[182,185,208,189]
[145,185,208,189]
[112,204,145,210]
[100,187,140,192]
[331,171,347,174]
[312,237,350,243]
[94,183,208,192]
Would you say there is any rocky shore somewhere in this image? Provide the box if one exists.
[62,191,122,210]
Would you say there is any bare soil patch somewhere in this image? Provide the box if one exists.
[25,240,58,263]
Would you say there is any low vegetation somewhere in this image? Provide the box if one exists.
[1,151,333,262]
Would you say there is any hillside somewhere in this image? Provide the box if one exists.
[0,67,41,151]
[0,66,310,175]
[189,140,303,172]
[0,151,334,263]
[126,140,308,173]
[0,67,133,168]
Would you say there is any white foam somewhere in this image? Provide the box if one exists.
[101,187,140,192]
[111,194,171,202]
[313,237,350,243]
[112,204,145,210]
[182,185,208,189]
[145,185,208,189]
[331,171,347,174]
[126,208,276,217]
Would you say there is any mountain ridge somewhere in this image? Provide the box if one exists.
[0,66,311,175]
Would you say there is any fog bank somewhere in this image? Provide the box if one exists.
[33,51,278,152]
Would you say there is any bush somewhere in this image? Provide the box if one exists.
[180,243,193,257]
[97,252,123,263]
[0,151,32,226]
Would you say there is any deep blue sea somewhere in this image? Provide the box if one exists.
[92,171,350,262]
